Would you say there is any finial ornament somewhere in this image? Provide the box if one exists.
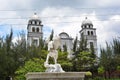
[85,17,87,19]
[32,12,39,19]
[34,12,37,15]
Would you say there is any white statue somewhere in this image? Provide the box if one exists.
[45,36,60,64]
[44,36,64,72]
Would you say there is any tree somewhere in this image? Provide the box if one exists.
[98,66,105,77]
[0,29,15,79]
[100,42,115,78]
[63,44,67,52]
[112,39,120,67]
[15,58,45,80]
[50,29,54,41]
[13,31,27,65]
[112,38,120,55]
[72,51,96,71]
[58,51,73,71]
[99,38,120,78]
[72,34,96,72]
[39,38,44,50]
[73,36,78,52]
[0,29,48,79]
[79,35,88,52]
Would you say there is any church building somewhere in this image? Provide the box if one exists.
[26,13,97,56]
[79,17,97,55]
[27,13,43,46]
[59,32,73,52]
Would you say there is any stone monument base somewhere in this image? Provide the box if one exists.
[26,72,86,80]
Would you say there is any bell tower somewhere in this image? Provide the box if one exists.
[79,17,97,55]
[27,13,43,46]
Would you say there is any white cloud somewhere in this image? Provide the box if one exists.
[96,15,120,49]
[110,15,120,20]
[84,0,120,8]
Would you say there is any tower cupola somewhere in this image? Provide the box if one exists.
[28,13,42,28]
[81,17,93,29]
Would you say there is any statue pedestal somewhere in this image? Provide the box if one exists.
[26,72,86,80]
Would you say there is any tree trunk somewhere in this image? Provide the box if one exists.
[108,70,111,79]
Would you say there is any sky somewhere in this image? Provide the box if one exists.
[0,0,120,55]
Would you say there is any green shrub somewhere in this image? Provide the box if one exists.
[117,66,120,71]
[15,58,45,80]
[98,66,105,74]
[85,71,92,76]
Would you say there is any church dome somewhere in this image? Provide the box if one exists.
[59,32,69,38]
[28,13,42,26]
[82,17,92,25]
[81,17,93,29]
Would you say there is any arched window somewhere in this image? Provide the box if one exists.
[91,25,93,28]
[33,39,38,46]
[32,27,35,32]
[88,31,90,35]
[87,25,89,28]
[91,31,93,35]
[89,25,91,28]
[36,27,39,32]
[82,26,84,28]
[90,42,94,48]
[35,21,37,25]
[32,21,35,24]
[37,21,39,25]
[39,22,41,25]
